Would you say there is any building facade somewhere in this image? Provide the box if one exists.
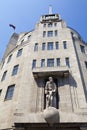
[0,12,87,130]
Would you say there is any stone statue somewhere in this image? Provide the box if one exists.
[45,77,57,108]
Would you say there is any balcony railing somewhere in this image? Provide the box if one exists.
[32,66,69,78]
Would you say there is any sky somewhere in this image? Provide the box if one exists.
[0,0,87,60]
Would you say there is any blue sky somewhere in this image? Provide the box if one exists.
[0,0,87,60]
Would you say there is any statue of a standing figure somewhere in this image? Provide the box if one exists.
[45,77,57,108]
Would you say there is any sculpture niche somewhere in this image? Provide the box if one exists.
[45,77,57,108]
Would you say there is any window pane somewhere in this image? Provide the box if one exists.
[57,58,60,66]
[47,59,54,67]
[48,31,53,37]
[63,41,67,49]
[12,65,19,76]
[43,31,46,37]
[85,61,87,68]
[65,58,70,68]
[5,85,15,100]
[41,59,45,67]
[32,60,36,69]
[47,42,53,50]
[80,45,85,53]
[7,54,12,63]
[1,71,7,81]
[17,49,23,57]
[55,42,59,50]
[28,35,31,41]
[0,89,2,96]
[43,24,46,27]
[42,43,46,50]
[55,30,58,36]
[34,43,38,51]
[54,23,57,27]
[48,23,52,27]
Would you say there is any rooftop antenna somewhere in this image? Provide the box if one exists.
[49,5,53,14]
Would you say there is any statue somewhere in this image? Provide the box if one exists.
[45,77,57,108]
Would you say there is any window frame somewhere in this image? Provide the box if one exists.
[1,71,7,81]
[47,42,53,50]
[7,54,12,63]
[32,60,36,69]
[47,59,54,67]
[17,48,23,57]
[12,65,19,76]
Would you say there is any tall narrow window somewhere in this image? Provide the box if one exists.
[41,59,45,67]
[5,85,15,100]
[48,31,53,37]
[0,89,2,96]
[7,54,12,63]
[12,65,19,76]
[43,31,46,37]
[27,35,31,41]
[42,43,46,50]
[17,49,23,57]
[47,59,54,67]
[80,45,85,53]
[47,42,53,50]
[34,43,38,51]
[55,30,58,36]
[55,42,59,50]
[54,23,57,27]
[63,41,67,49]
[43,24,46,27]
[85,61,87,69]
[65,58,70,68]
[57,58,60,66]
[1,71,7,81]
[48,23,52,27]
[32,60,36,69]
[21,39,24,44]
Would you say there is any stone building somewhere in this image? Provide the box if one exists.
[0,10,87,130]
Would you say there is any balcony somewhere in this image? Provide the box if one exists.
[32,66,69,78]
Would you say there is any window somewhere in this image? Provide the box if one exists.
[47,59,54,67]
[34,43,38,51]
[48,31,53,37]
[43,31,46,37]
[48,23,52,27]
[63,41,67,49]
[85,61,87,68]
[5,85,15,100]
[1,71,7,81]
[17,49,23,57]
[57,58,60,66]
[32,60,36,69]
[12,65,19,76]
[21,39,24,44]
[43,24,46,27]
[65,58,70,68]
[27,35,31,41]
[42,43,46,50]
[0,89,2,96]
[54,23,57,27]
[80,45,85,53]
[41,59,45,67]
[7,54,12,63]
[55,30,58,36]
[47,42,53,50]
[55,42,59,50]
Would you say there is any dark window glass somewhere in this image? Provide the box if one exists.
[55,30,58,36]
[65,58,70,68]
[80,45,85,53]
[34,43,38,51]
[48,31,53,37]
[57,58,60,66]
[47,59,54,67]
[48,23,52,27]
[43,24,46,27]
[0,89,2,96]
[5,85,15,100]
[32,60,36,69]
[12,65,19,76]
[54,23,57,27]
[85,61,87,68]
[21,39,24,44]
[55,42,59,50]
[1,71,7,81]
[42,43,46,50]
[47,42,53,50]
[28,35,31,41]
[7,54,12,63]
[41,59,45,67]
[17,49,23,57]
[63,41,67,49]
[43,31,46,37]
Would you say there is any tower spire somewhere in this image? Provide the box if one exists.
[49,5,53,14]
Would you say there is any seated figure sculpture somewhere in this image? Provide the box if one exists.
[45,77,57,108]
